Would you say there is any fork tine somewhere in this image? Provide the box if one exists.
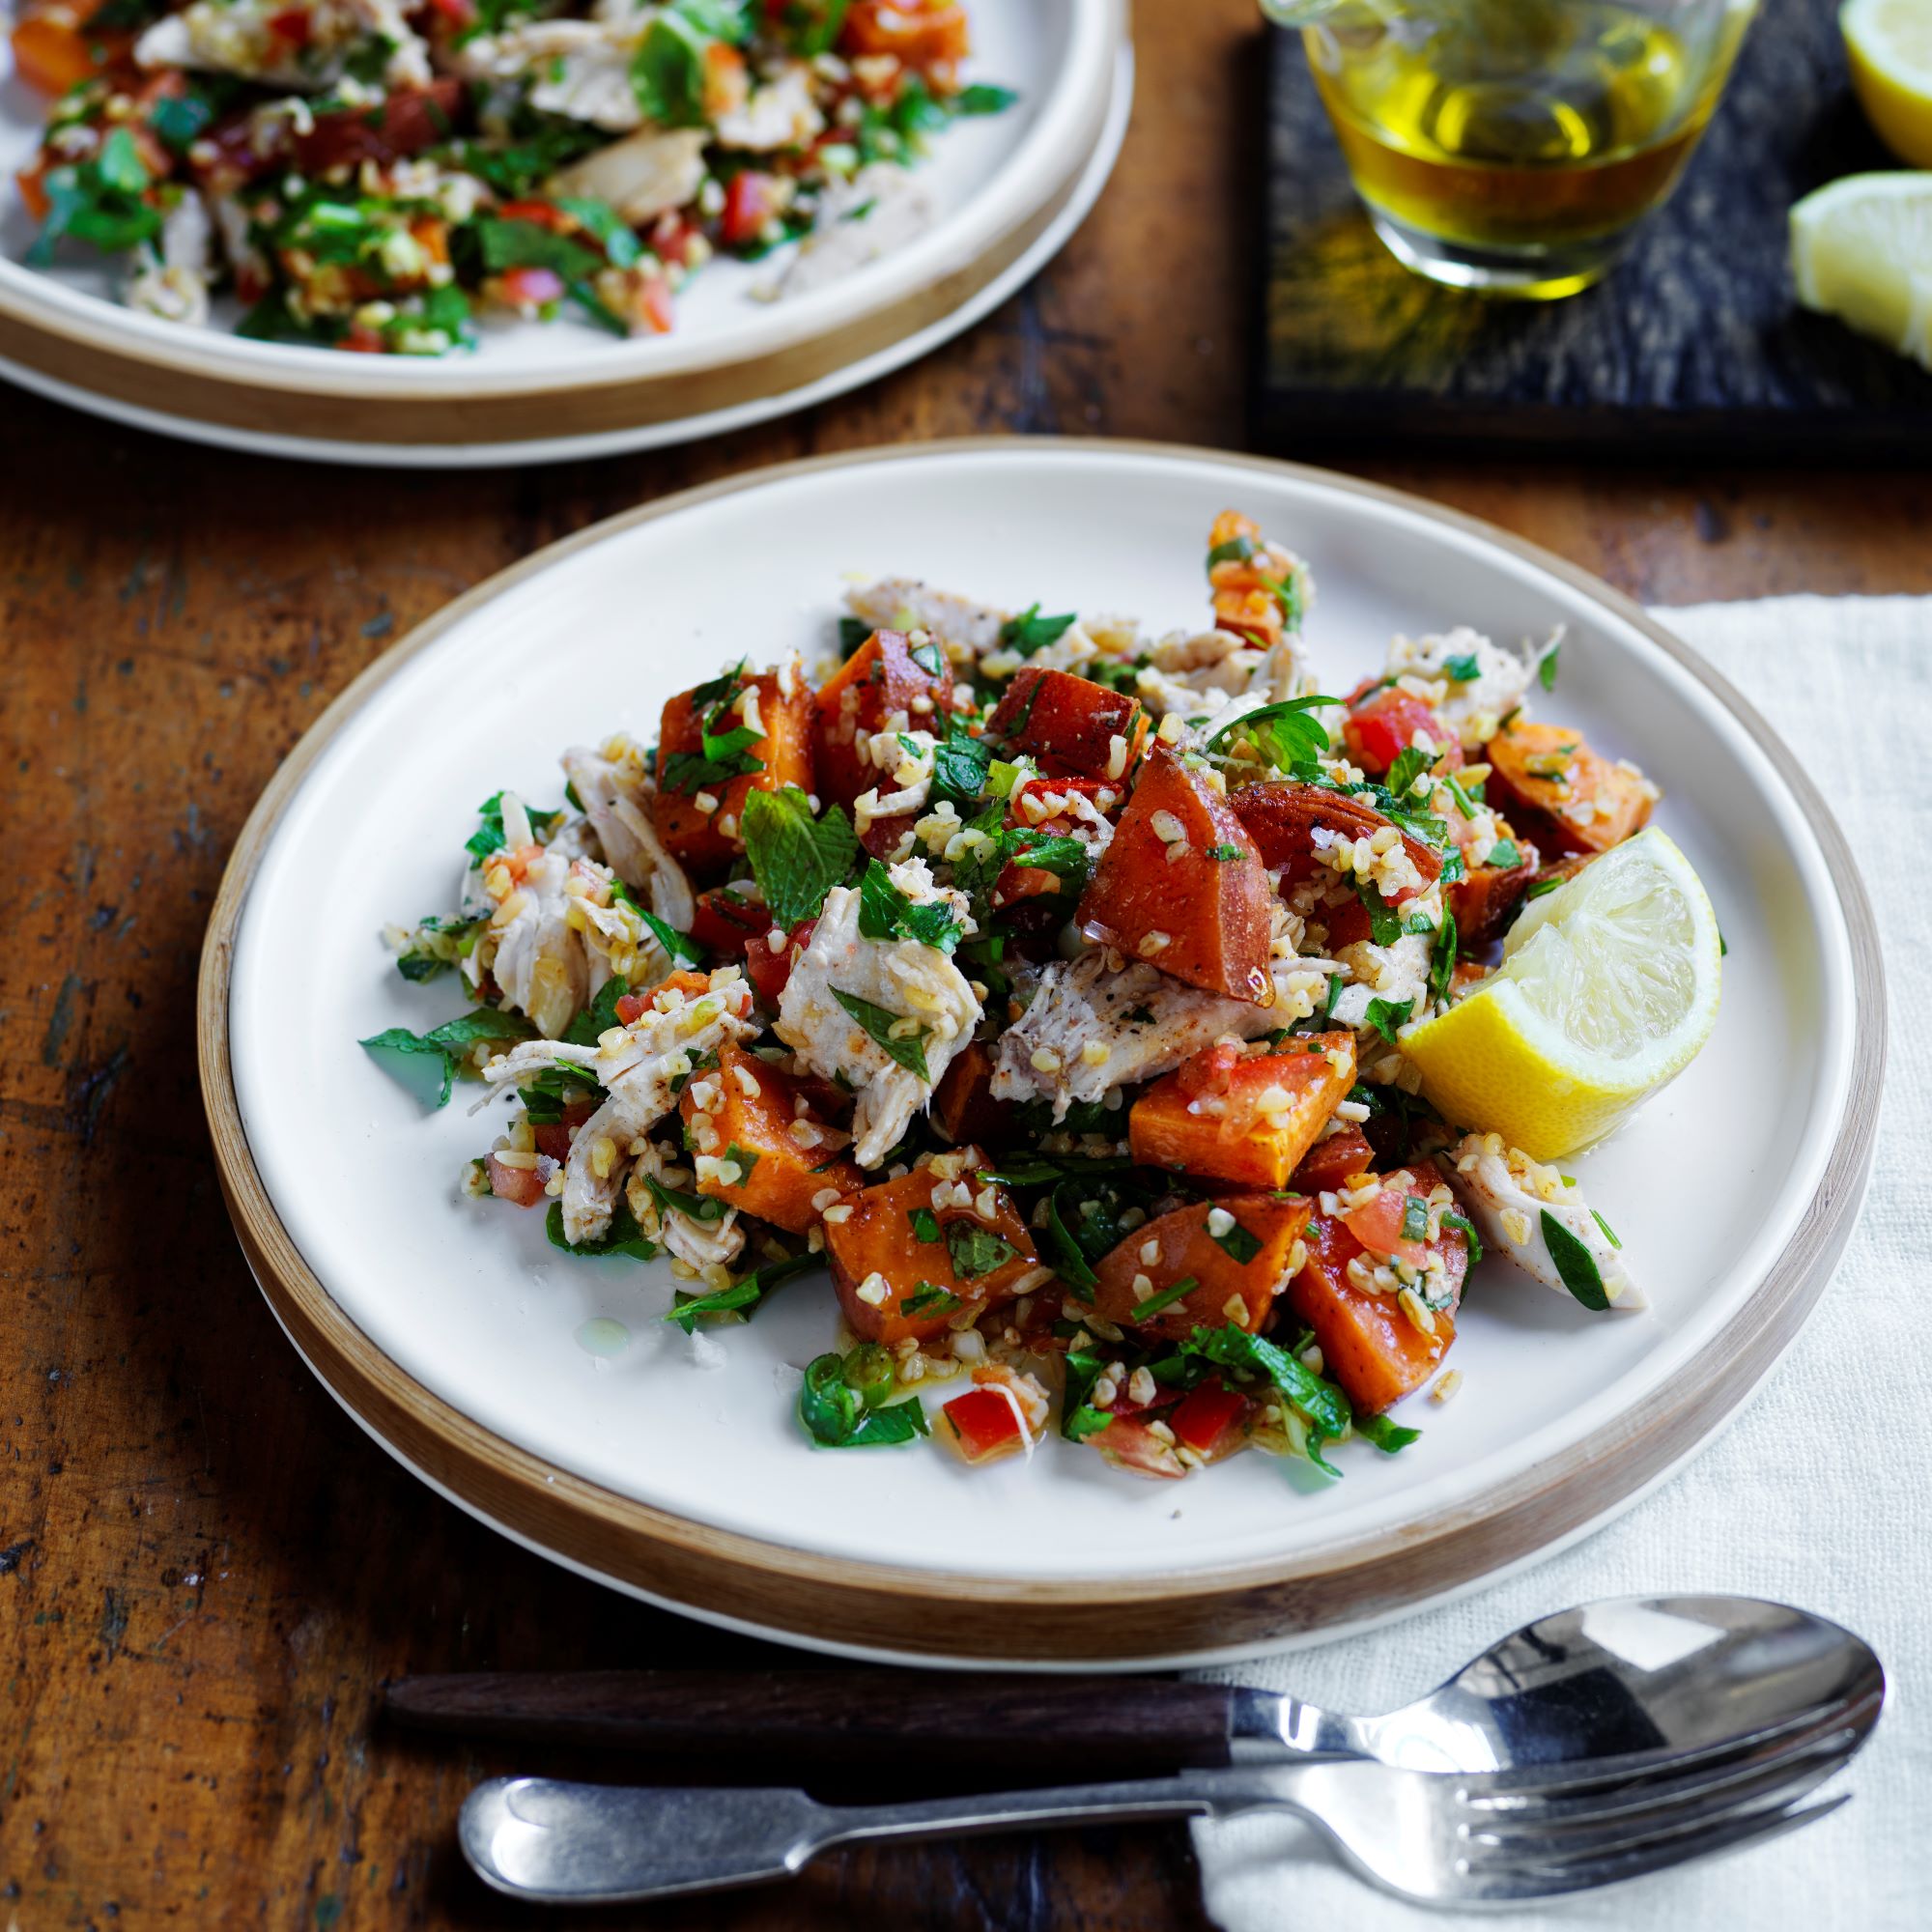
[1459,1690,1879,1823]
[1462,1743,1857,1870]
[1460,1794,1852,1900]
[1479,1690,1876,1789]
[1462,1721,1864,1836]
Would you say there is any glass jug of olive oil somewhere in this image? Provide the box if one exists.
[1261,0,1758,297]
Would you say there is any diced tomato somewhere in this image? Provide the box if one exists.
[744,918,813,1008]
[1344,687,1461,778]
[631,273,675,335]
[497,198,572,231]
[1338,1164,1441,1270]
[1090,1417,1185,1480]
[721,170,782,248]
[1168,1381,1249,1456]
[484,1153,547,1208]
[292,79,466,177]
[496,265,564,308]
[267,6,312,45]
[530,1095,598,1163]
[427,0,475,24]
[689,888,770,957]
[940,1386,1024,1463]
[337,326,386,355]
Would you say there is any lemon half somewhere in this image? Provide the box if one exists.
[1790,171,1932,372]
[1402,828,1722,1161]
[1844,0,1932,167]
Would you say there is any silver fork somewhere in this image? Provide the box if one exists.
[460,1690,1876,1907]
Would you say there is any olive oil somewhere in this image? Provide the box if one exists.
[1294,0,1752,294]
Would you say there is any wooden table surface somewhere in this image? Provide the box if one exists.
[3,3,1927,1925]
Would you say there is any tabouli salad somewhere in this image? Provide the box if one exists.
[10,0,1008,351]
[367,510,1713,1483]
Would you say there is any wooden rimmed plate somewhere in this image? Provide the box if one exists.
[0,0,1122,465]
[198,440,1882,1667]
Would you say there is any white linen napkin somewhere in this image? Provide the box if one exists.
[1190,597,1932,1932]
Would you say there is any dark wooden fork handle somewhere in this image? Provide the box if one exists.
[385,1670,1241,1776]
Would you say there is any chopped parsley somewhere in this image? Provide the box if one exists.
[1130,1275,1200,1321]
[1205,696,1341,771]
[1362,997,1413,1045]
[545,1198,658,1263]
[1401,1196,1429,1243]
[667,1250,818,1331]
[902,1283,963,1317]
[908,1207,942,1244]
[1486,838,1522,871]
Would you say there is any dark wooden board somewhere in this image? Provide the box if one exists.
[1253,0,1932,457]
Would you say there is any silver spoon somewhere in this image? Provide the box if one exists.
[391,1595,1881,1777]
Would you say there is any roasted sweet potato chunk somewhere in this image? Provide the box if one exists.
[1090,1195,1313,1341]
[1232,781,1442,905]
[1285,1183,1469,1414]
[1484,721,1655,857]
[930,1040,1012,1148]
[653,665,815,875]
[812,628,959,808]
[1291,1123,1376,1194]
[985,667,1149,781]
[824,1151,1042,1345]
[1448,837,1539,947]
[1129,1034,1356,1189]
[681,1045,860,1235]
[1077,748,1272,1001]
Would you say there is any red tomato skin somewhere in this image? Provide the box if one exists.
[721,171,781,247]
[1168,1382,1247,1454]
[942,1387,1024,1463]
[1344,689,1462,777]
[485,1153,547,1208]
[744,919,814,1008]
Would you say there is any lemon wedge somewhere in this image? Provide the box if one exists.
[1401,828,1721,1161]
[1790,171,1932,371]
[1843,0,1932,167]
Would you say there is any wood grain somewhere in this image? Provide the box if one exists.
[0,0,1926,1924]
[1255,0,1932,455]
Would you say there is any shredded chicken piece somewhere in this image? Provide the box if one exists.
[454,20,644,130]
[1443,1132,1643,1309]
[543,126,710,221]
[992,953,1334,1120]
[489,845,589,1039]
[561,742,694,928]
[484,976,757,1243]
[714,64,824,150]
[845,578,1007,657]
[1387,626,1541,751]
[137,0,428,91]
[776,860,979,1164]
[627,1143,745,1273]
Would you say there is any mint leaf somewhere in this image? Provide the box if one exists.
[856,859,963,953]
[1384,746,1435,799]
[1206,696,1341,771]
[667,1249,817,1331]
[1442,653,1481,683]
[1356,1411,1420,1453]
[742,786,858,927]
[1487,838,1522,871]
[545,1198,658,1262]
[831,986,929,1082]
[1539,640,1560,691]
[945,1221,1016,1280]
[998,604,1077,659]
[1542,1209,1610,1310]
[563,977,630,1047]
[1209,1219,1263,1265]
[1362,997,1413,1045]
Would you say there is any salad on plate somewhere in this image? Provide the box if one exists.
[10,0,1009,351]
[366,510,1721,1481]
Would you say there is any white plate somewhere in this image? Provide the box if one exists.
[0,0,1122,460]
[205,441,1880,1664]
